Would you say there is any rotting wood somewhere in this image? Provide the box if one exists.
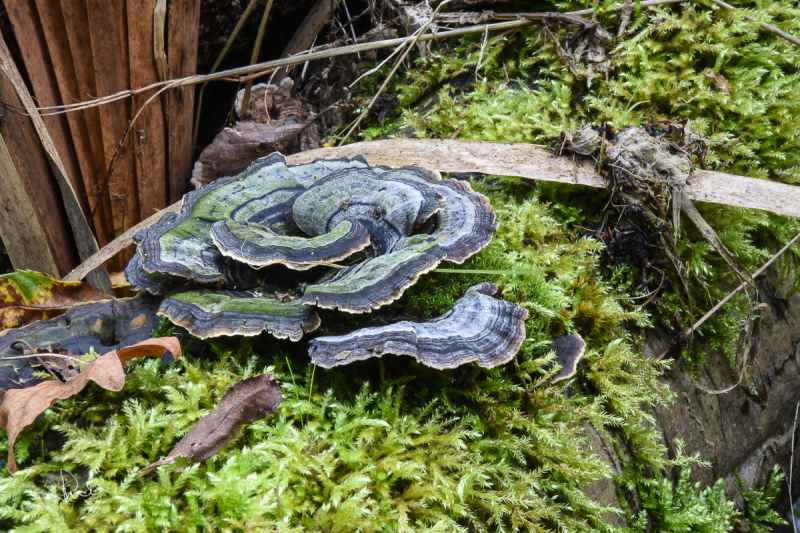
[23,0,114,254]
[0,51,76,276]
[86,0,136,248]
[0,35,110,289]
[128,0,169,220]
[0,30,110,289]
[166,0,201,204]
[0,133,60,277]
[63,139,800,283]
[2,2,90,220]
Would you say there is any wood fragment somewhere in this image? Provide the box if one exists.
[0,133,61,277]
[166,0,201,203]
[128,0,169,220]
[2,1,90,220]
[0,49,78,277]
[0,17,111,289]
[15,0,113,253]
[54,0,119,261]
[86,0,135,245]
[63,140,800,283]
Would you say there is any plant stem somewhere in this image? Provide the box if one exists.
[241,0,275,115]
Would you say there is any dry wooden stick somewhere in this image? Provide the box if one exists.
[272,0,344,81]
[656,229,800,362]
[63,201,180,283]
[63,139,800,283]
[705,0,800,47]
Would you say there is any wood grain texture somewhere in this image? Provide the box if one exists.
[127,0,169,220]
[2,2,89,221]
[166,0,201,203]
[2,7,110,289]
[30,0,113,249]
[86,0,136,244]
[0,133,60,277]
[0,51,77,275]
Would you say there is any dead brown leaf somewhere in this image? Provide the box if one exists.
[0,337,181,473]
[139,373,282,476]
[0,270,108,330]
[703,70,731,93]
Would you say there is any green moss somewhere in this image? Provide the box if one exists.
[2,1,798,530]
[362,0,800,369]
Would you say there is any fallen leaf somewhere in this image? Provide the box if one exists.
[703,70,731,93]
[116,337,181,368]
[0,337,181,473]
[0,270,108,330]
[140,373,282,476]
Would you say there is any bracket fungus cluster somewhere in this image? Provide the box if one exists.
[121,153,574,375]
[125,154,499,343]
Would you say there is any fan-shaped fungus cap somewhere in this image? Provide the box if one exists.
[301,240,446,313]
[0,294,161,394]
[135,155,300,285]
[129,155,374,290]
[373,168,498,264]
[288,168,442,255]
[289,166,496,313]
[547,334,586,383]
[308,282,529,369]
[211,219,371,270]
[159,288,320,341]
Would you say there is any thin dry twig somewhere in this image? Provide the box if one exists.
[338,1,451,146]
[241,0,275,116]
[0,352,85,363]
[192,0,262,150]
[705,0,800,47]
[660,230,800,395]
[658,229,800,360]
[22,20,538,120]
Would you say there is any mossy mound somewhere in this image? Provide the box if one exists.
[1,0,797,531]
